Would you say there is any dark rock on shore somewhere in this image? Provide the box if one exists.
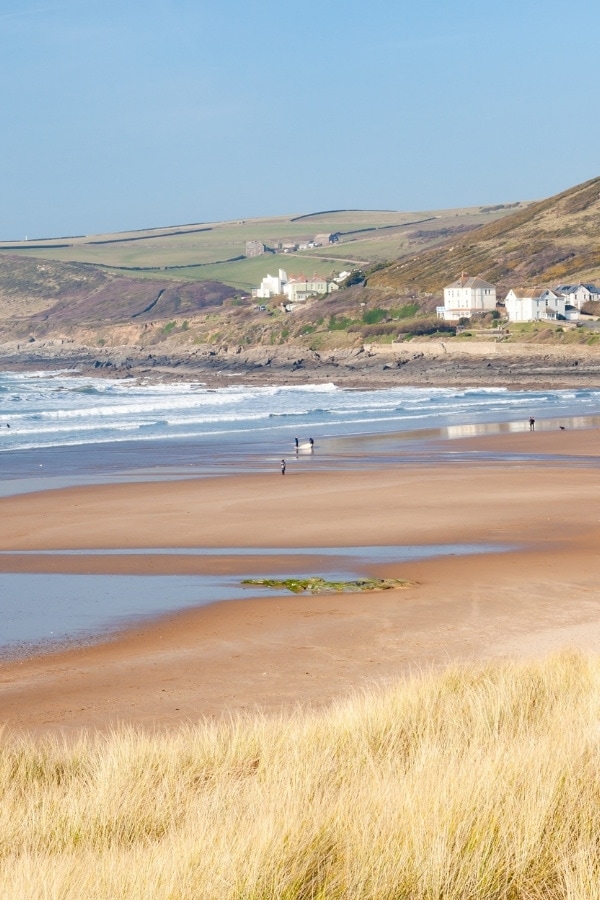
[2,340,600,390]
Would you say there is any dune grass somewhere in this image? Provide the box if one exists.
[3,652,600,898]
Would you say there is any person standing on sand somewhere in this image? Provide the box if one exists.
[309,437,314,451]
[529,417,535,431]
[294,437,299,451]
[281,459,286,475]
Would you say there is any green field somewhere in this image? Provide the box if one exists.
[0,205,526,290]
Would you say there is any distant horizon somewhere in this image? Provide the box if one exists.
[0,198,537,245]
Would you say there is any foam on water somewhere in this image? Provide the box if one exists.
[2,371,600,483]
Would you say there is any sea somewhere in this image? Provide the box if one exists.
[2,370,600,653]
[2,370,600,495]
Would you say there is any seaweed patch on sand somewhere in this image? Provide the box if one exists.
[241,576,411,594]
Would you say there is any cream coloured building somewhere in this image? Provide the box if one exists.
[438,276,497,321]
[283,276,338,303]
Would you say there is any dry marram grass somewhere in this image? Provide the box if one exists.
[3,652,600,898]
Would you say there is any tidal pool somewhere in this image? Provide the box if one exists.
[0,543,512,657]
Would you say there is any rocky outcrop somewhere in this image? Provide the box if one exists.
[1,338,600,390]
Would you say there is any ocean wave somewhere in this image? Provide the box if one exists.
[3,373,600,460]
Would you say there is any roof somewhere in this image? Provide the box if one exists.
[287,275,328,285]
[506,287,550,300]
[445,275,495,290]
[555,282,600,294]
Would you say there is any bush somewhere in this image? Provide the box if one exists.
[362,308,388,325]
[397,318,456,336]
[341,270,365,287]
[360,323,400,338]
[581,300,600,316]
[328,315,354,331]
[391,303,420,319]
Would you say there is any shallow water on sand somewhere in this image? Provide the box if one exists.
[0,544,510,656]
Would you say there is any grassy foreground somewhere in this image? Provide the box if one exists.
[3,652,600,898]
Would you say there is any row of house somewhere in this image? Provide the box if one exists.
[437,276,600,323]
[251,269,339,306]
[251,267,600,322]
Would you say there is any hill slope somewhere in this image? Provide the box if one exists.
[0,254,240,338]
[0,204,525,291]
[367,176,600,298]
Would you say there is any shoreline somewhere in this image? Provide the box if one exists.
[1,429,600,734]
[3,339,600,390]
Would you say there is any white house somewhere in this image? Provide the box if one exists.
[252,269,288,299]
[554,283,600,310]
[504,288,570,322]
[437,275,497,321]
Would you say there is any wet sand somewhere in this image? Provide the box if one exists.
[1,428,599,734]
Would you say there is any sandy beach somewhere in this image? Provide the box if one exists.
[1,427,599,734]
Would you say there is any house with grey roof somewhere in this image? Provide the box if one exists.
[554,283,600,310]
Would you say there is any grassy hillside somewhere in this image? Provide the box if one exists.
[0,204,525,291]
[3,653,600,898]
[0,253,241,338]
[368,176,600,298]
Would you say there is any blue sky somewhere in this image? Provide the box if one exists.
[1,0,598,239]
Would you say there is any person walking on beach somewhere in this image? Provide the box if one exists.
[281,458,286,475]
[309,437,314,451]
[529,416,535,432]
[294,437,299,451]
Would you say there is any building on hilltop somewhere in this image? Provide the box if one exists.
[245,240,267,258]
[313,232,340,246]
[437,275,497,321]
